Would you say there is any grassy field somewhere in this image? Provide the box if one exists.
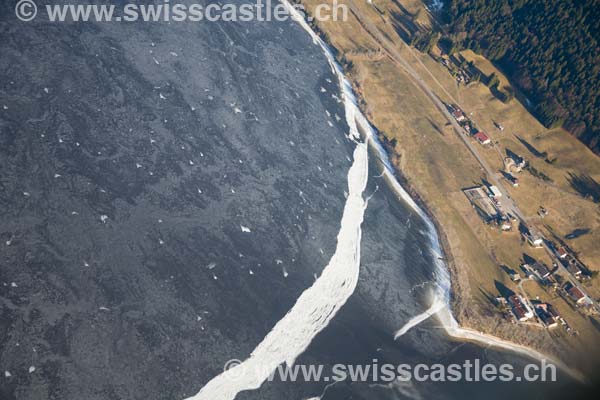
[300,0,600,369]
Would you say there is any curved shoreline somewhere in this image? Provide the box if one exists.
[287,0,587,384]
[366,100,587,384]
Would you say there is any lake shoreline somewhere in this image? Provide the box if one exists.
[291,0,588,379]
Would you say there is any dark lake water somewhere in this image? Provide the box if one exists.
[0,1,584,399]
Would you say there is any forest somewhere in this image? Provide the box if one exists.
[443,0,600,154]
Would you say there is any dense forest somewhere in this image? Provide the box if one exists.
[443,0,600,154]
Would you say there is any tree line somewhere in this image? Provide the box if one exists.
[442,0,600,154]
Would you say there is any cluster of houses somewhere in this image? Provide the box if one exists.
[494,286,576,332]
[440,57,472,85]
[448,104,492,146]
[463,185,514,231]
[498,293,570,330]
[554,244,590,279]
[448,103,528,189]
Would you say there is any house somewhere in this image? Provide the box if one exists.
[534,303,559,328]
[474,131,491,145]
[488,185,502,198]
[496,214,512,231]
[509,271,521,282]
[530,261,552,280]
[508,295,534,321]
[523,232,544,248]
[505,174,519,187]
[557,247,568,259]
[499,219,513,231]
[452,109,466,122]
[565,259,583,277]
[565,283,592,306]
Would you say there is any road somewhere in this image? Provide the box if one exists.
[350,1,598,310]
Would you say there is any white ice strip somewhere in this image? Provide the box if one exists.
[393,295,446,339]
[185,143,369,400]
[369,103,587,380]
[366,80,587,383]
[185,2,374,399]
[284,0,588,384]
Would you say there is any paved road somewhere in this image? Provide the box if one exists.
[351,1,598,310]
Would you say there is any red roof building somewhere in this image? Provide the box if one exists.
[557,247,568,259]
[452,109,466,122]
[474,132,491,145]
[567,285,586,302]
[508,295,533,321]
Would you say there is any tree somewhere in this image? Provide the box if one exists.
[446,0,600,154]
[487,72,500,89]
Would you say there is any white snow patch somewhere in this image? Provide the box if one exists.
[184,6,372,397]
[240,226,251,233]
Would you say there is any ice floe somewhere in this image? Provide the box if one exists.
[185,2,374,399]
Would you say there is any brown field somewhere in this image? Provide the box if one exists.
[299,0,600,370]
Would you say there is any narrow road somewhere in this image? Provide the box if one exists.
[349,1,598,310]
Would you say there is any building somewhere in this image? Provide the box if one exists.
[523,232,544,248]
[488,185,502,198]
[452,109,466,122]
[473,131,491,145]
[530,261,552,280]
[565,283,592,306]
[534,303,559,328]
[508,295,534,322]
[565,259,583,277]
[463,186,500,223]
[557,247,568,259]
